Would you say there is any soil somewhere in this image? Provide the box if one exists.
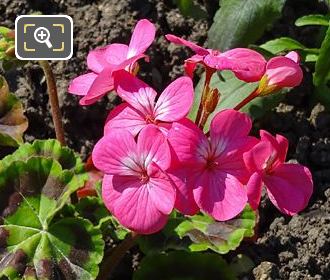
[0,0,329,279]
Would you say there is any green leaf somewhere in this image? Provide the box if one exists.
[189,71,284,131]
[1,139,83,171]
[133,251,237,280]
[0,139,87,189]
[314,24,330,86]
[229,254,255,278]
[137,216,188,255]
[0,27,11,36]
[0,157,104,279]
[314,84,330,108]
[174,205,256,254]
[0,76,28,147]
[74,196,129,240]
[295,14,329,27]
[259,37,306,54]
[208,0,286,50]
[174,0,207,19]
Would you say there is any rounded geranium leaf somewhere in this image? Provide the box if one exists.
[75,196,129,241]
[133,251,236,280]
[1,139,83,171]
[0,76,28,147]
[0,157,104,279]
[0,139,87,189]
[174,205,256,254]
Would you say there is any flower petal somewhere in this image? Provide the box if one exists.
[137,125,171,171]
[168,118,206,164]
[148,174,176,215]
[168,167,199,216]
[92,129,141,176]
[113,70,156,116]
[243,139,275,173]
[87,46,111,73]
[266,56,303,88]
[260,130,288,163]
[184,54,204,78]
[204,48,266,82]
[68,72,97,96]
[211,109,252,139]
[215,136,258,184]
[193,171,247,221]
[102,174,168,234]
[165,34,209,56]
[104,43,129,65]
[154,76,194,122]
[79,68,114,105]
[264,163,313,215]
[128,19,156,58]
[246,172,263,210]
[285,51,300,63]
[104,103,147,137]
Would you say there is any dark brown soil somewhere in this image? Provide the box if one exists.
[1,0,329,279]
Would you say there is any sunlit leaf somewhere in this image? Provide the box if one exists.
[133,251,237,280]
[259,37,306,53]
[295,14,329,27]
[208,0,286,50]
[0,157,104,279]
[174,205,256,254]
[0,76,28,147]
[0,139,87,189]
[314,24,330,86]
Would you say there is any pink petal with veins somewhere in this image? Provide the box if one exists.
[154,76,194,122]
[104,103,147,137]
[113,70,156,116]
[128,19,156,58]
[102,174,169,234]
[68,72,97,96]
[165,34,209,56]
[264,163,313,215]
[193,171,247,221]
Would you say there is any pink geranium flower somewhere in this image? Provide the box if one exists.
[68,19,156,105]
[168,109,256,221]
[257,51,303,95]
[92,125,176,234]
[165,34,266,82]
[104,70,194,136]
[244,130,313,215]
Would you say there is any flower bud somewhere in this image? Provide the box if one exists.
[205,88,220,114]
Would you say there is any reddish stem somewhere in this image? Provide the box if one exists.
[39,60,66,145]
[198,111,210,130]
[195,67,215,125]
[234,88,259,111]
[97,232,139,280]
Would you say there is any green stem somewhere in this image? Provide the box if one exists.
[38,60,66,145]
[97,232,139,280]
[234,88,259,111]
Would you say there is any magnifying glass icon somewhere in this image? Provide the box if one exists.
[34,27,53,49]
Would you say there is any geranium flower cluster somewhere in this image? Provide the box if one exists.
[69,19,313,235]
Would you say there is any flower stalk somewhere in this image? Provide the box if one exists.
[234,88,259,111]
[97,232,139,280]
[195,67,215,125]
[39,60,66,145]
